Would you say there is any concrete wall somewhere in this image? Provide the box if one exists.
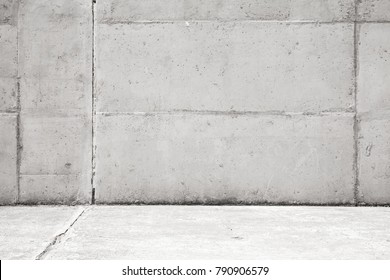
[0,0,18,204]
[1,0,92,205]
[0,0,389,205]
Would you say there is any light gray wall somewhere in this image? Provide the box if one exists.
[0,0,389,205]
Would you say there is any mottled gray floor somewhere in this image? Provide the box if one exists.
[1,206,389,260]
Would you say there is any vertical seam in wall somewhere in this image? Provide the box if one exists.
[353,0,360,206]
[91,0,96,204]
[15,1,21,204]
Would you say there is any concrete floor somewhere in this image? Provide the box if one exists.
[0,206,389,260]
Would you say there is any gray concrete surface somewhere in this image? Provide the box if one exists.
[97,0,355,22]
[19,115,91,204]
[1,0,390,205]
[96,22,354,113]
[92,0,389,205]
[0,24,17,111]
[358,114,390,204]
[1,206,390,260]
[0,206,84,259]
[357,23,390,204]
[0,0,18,25]
[358,0,390,21]
[0,0,18,206]
[95,114,355,204]
[17,0,92,204]
[358,24,390,114]
[0,114,17,204]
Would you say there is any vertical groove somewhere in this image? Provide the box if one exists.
[353,0,360,206]
[16,83,21,203]
[91,0,96,204]
[15,1,21,204]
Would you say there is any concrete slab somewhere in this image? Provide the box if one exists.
[17,0,92,203]
[40,206,390,260]
[19,115,91,204]
[0,26,17,75]
[97,0,355,22]
[357,23,390,205]
[358,113,390,204]
[96,22,354,113]
[357,24,390,114]
[0,206,85,259]
[0,114,17,205]
[95,113,355,204]
[18,0,92,114]
[358,0,390,21]
[0,0,18,25]
[0,25,17,111]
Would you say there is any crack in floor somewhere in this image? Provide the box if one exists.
[35,207,88,260]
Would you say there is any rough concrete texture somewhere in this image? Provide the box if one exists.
[1,1,390,204]
[358,0,390,21]
[357,23,390,204]
[0,115,17,204]
[11,206,386,260]
[92,1,388,205]
[97,0,356,22]
[96,23,354,113]
[0,206,85,259]
[0,0,18,25]
[0,25,17,111]
[18,0,92,115]
[19,115,91,204]
[0,1,17,205]
[357,24,390,113]
[95,114,355,204]
[17,0,92,204]
[358,114,390,204]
